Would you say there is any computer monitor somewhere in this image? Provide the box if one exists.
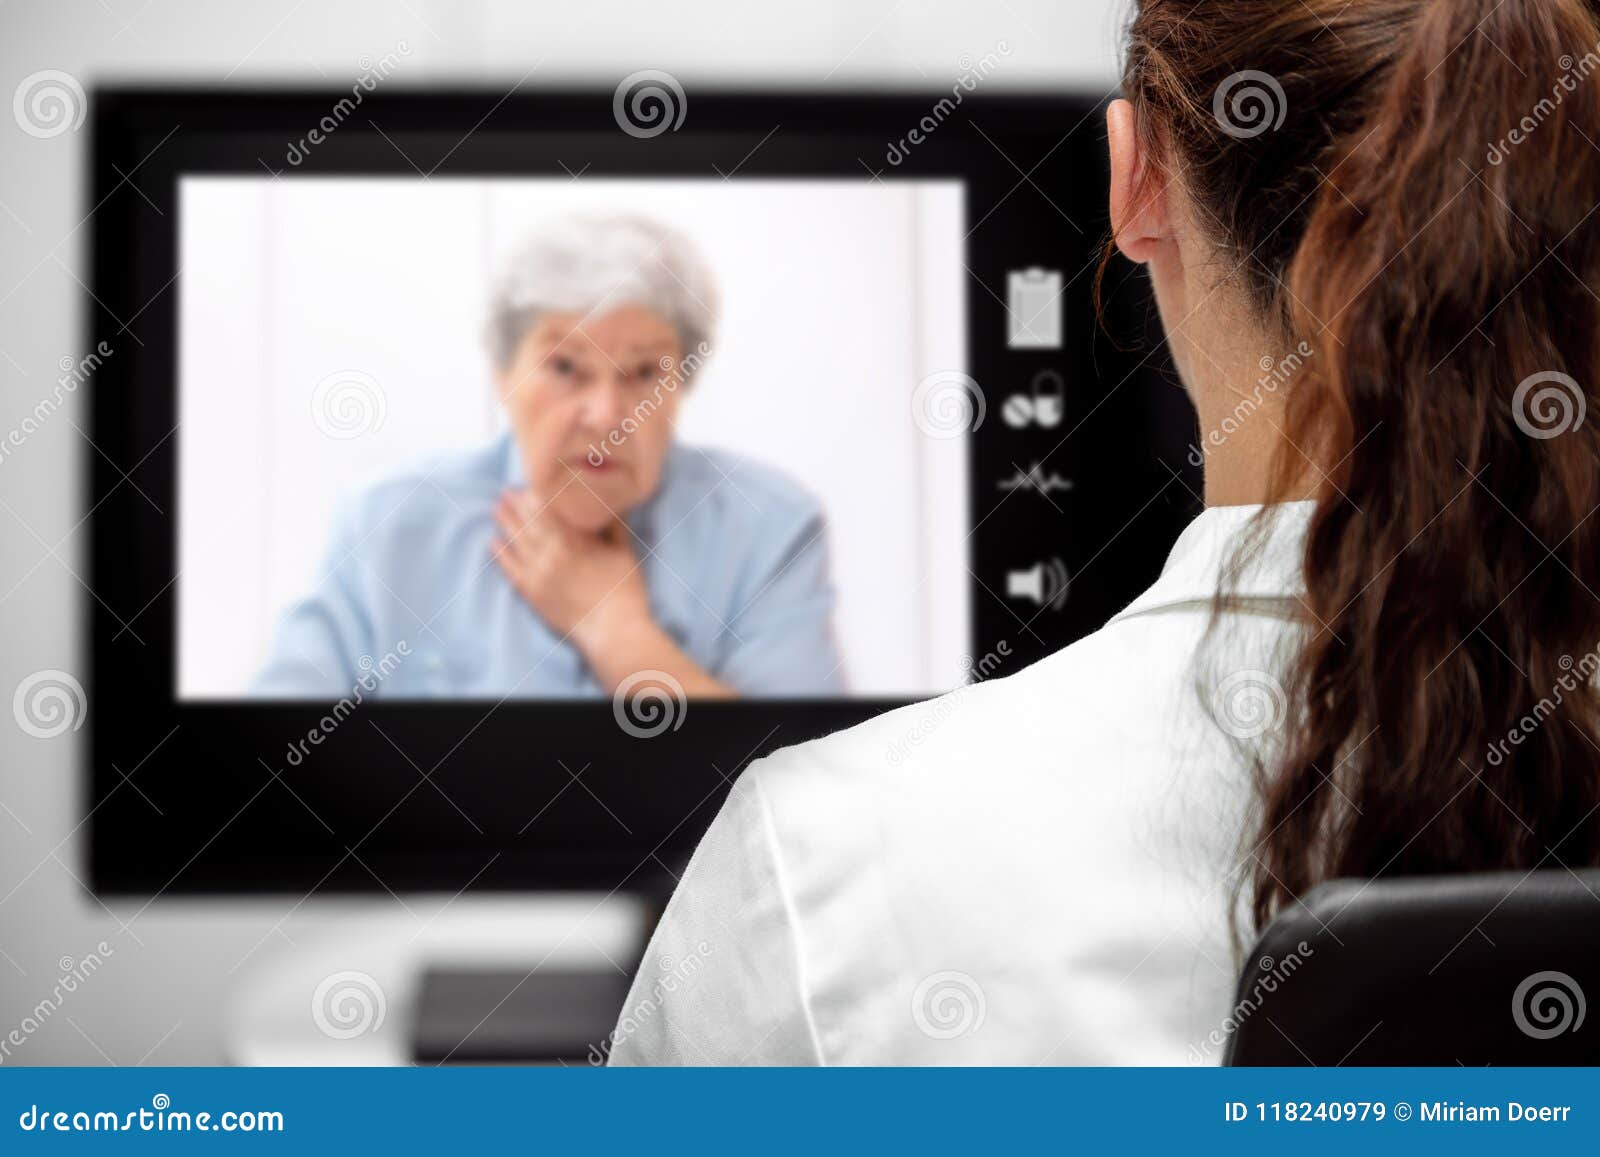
[87,86,1198,896]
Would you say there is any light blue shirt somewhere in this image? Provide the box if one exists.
[251,433,845,698]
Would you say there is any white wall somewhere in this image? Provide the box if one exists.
[0,0,1128,1064]
[178,177,969,698]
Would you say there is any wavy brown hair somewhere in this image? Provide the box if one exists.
[1118,0,1600,932]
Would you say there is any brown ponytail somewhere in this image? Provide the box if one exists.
[1121,0,1600,932]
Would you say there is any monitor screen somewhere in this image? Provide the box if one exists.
[87,88,1197,895]
[176,175,970,703]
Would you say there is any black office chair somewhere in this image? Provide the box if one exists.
[1224,869,1600,1065]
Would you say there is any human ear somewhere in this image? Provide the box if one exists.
[1106,98,1171,265]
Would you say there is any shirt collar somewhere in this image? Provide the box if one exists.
[1106,500,1315,625]
[500,429,525,487]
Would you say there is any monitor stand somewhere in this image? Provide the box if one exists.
[222,891,656,1066]
[410,965,636,1064]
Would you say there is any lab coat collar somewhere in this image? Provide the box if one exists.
[1106,500,1315,625]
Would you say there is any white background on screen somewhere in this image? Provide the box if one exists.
[177,176,971,698]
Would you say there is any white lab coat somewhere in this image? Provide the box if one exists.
[607,500,1316,1065]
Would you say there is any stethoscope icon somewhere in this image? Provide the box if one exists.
[1001,370,1065,429]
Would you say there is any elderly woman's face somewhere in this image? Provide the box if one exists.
[497,304,684,532]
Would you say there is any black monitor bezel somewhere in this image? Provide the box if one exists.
[87,86,1196,897]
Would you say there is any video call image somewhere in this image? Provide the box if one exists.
[177,176,971,701]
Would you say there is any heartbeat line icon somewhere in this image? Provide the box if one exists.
[997,463,1075,496]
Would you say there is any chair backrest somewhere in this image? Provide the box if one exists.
[1224,869,1600,1065]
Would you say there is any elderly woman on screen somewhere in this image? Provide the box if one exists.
[252,215,844,699]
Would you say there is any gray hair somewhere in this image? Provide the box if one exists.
[485,214,719,378]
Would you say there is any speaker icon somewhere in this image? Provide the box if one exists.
[1005,558,1070,612]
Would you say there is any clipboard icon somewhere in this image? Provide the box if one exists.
[1007,267,1063,349]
